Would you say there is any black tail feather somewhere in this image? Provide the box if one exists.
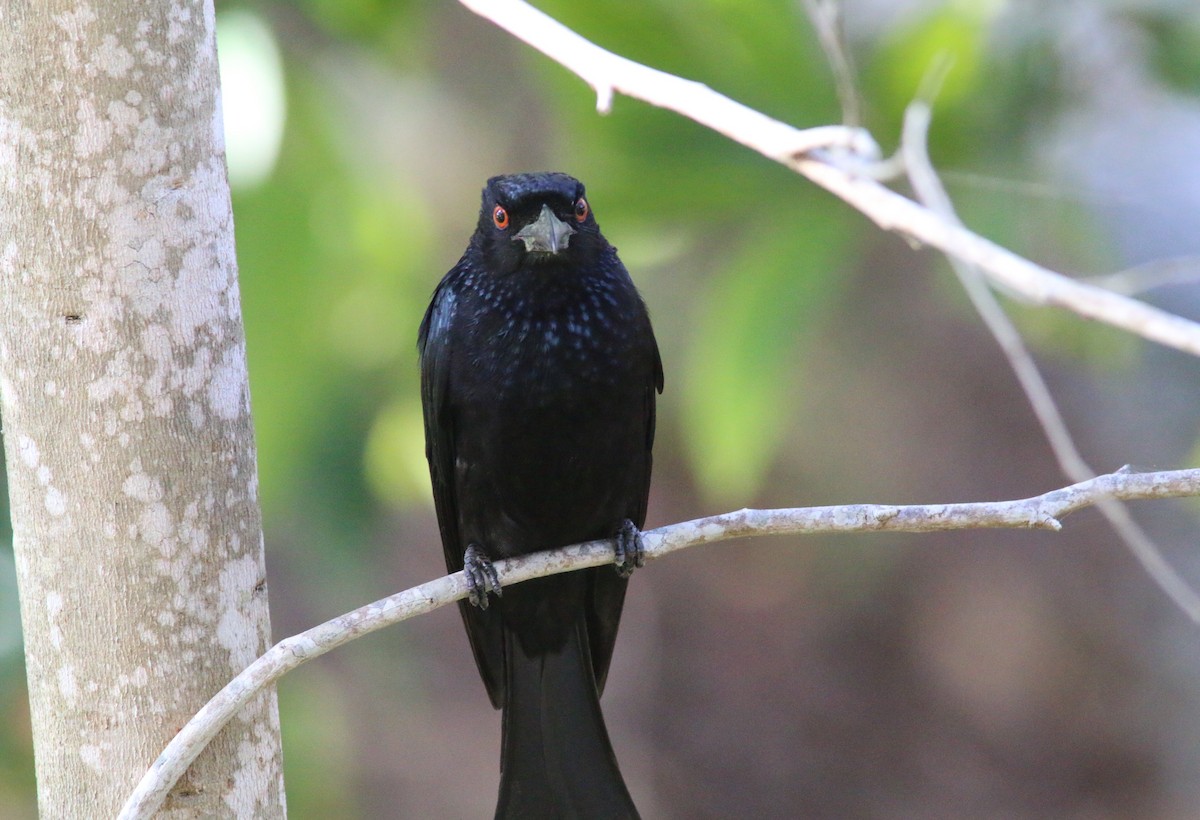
[496,617,639,819]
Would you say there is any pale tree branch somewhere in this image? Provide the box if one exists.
[460,0,876,157]
[120,467,1200,819]
[900,92,1200,623]
[781,7,1200,623]
[457,0,1200,359]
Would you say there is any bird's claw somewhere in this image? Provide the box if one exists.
[464,544,501,609]
[614,520,645,578]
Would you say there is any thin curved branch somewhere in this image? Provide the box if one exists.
[1085,256,1200,296]
[800,0,863,128]
[457,0,1200,359]
[899,96,1200,622]
[120,466,1200,819]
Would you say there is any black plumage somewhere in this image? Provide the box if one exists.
[419,173,661,819]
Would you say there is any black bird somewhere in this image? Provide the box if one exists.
[419,172,662,819]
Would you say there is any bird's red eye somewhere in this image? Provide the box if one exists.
[574,197,589,223]
[493,205,509,230]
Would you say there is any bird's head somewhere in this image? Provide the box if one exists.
[476,172,601,273]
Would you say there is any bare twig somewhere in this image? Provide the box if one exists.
[120,467,1200,819]
[800,0,862,127]
[1085,256,1200,295]
[900,95,1200,622]
[457,0,1200,359]
[901,86,1092,479]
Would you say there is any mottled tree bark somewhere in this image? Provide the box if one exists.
[0,1,285,816]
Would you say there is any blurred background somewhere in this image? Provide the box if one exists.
[5,0,1200,816]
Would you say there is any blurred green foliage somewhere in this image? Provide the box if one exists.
[682,195,856,500]
[1140,8,1200,95]
[4,0,1200,815]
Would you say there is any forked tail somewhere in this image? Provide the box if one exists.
[496,617,639,819]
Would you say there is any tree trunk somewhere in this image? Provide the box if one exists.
[0,1,285,816]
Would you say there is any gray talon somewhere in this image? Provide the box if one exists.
[464,544,501,609]
[614,520,644,578]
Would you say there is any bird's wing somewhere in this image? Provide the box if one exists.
[419,275,506,706]
[418,278,463,572]
[587,319,663,695]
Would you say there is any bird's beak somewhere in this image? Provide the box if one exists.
[514,204,575,254]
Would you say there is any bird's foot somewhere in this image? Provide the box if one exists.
[614,520,645,578]
[463,544,502,609]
